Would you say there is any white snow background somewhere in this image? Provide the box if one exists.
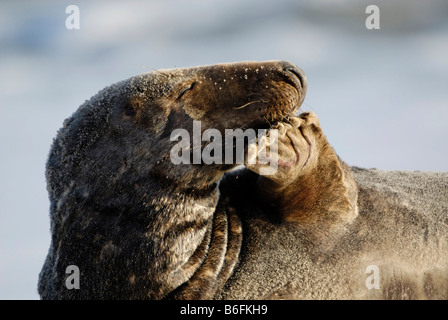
[0,0,447,299]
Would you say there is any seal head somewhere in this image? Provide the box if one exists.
[38,60,307,299]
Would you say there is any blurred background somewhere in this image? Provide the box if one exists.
[0,0,447,299]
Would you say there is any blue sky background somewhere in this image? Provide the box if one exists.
[0,0,447,299]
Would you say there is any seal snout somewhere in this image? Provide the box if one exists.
[279,61,307,98]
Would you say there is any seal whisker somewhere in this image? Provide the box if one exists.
[263,115,273,127]
[271,104,284,118]
[233,100,261,110]
[142,66,157,71]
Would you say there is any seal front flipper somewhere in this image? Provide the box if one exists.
[245,112,358,235]
[168,206,242,300]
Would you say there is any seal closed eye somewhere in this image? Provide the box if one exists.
[177,81,196,100]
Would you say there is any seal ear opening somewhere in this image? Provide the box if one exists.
[123,97,143,117]
[124,102,137,117]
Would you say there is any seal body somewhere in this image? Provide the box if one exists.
[216,167,448,299]
[216,110,448,300]
[39,61,448,300]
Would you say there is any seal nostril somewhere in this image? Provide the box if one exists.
[279,61,307,93]
[285,67,306,89]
